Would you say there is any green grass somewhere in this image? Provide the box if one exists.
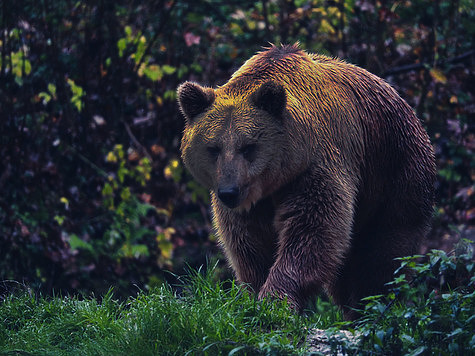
[2,247,474,355]
[0,267,340,356]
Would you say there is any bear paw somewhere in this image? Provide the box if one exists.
[258,282,303,312]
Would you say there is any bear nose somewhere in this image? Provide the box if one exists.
[217,186,240,208]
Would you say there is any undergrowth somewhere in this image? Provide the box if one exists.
[324,239,475,355]
[356,240,475,355]
[1,243,474,355]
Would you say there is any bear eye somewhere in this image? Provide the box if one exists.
[239,143,257,162]
[207,146,221,160]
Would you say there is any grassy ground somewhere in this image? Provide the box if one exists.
[0,268,341,356]
[2,247,474,355]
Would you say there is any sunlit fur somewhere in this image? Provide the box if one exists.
[178,44,436,320]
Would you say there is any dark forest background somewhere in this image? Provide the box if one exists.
[0,0,473,298]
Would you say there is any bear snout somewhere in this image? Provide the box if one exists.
[217,186,240,208]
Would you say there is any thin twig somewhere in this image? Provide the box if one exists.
[133,0,176,72]
[123,120,153,162]
[67,144,109,178]
[384,49,475,77]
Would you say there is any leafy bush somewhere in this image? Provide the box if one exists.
[358,242,475,355]
[319,242,475,355]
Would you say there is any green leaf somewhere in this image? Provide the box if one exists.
[190,63,203,73]
[163,90,176,101]
[117,38,127,57]
[229,346,247,355]
[120,187,131,201]
[119,243,149,258]
[38,92,52,104]
[136,202,155,217]
[177,65,188,79]
[447,328,464,338]
[130,244,149,258]
[117,164,127,184]
[68,234,94,252]
[143,64,163,81]
[11,51,31,78]
[124,25,132,39]
[134,36,146,64]
[48,83,56,96]
[162,64,176,75]
[102,182,114,197]
[54,215,65,226]
[67,78,85,112]
[469,335,475,347]
[407,346,427,356]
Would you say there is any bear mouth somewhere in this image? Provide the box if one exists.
[218,191,240,208]
[217,184,250,209]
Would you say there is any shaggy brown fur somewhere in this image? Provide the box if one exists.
[177,44,436,320]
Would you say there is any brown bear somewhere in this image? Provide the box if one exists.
[177,44,436,320]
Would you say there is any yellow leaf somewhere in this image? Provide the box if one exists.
[429,68,447,84]
[230,23,244,36]
[158,240,173,259]
[320,19,335,34]
[246,20,256,30]
[137,62,146,77]
[171,159,179,169]
[60,197,69,210]
[163,166,172,179]
[106,151,117,163]
[164,227,176,240]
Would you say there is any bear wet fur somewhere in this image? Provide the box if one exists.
[177,44,436,320]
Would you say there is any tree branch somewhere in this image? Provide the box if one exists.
[133,0,177,72]
[383,49,475,77]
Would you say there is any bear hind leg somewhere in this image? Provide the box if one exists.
[329,223,428,320]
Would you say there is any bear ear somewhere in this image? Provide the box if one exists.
[251,81,286,118]
[177,81,215,123]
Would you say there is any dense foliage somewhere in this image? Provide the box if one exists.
[0,0,474,297]
[318,243,475,355]
[358,243,475,355]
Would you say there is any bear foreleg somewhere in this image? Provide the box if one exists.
[212,193,277,293]
[258,171,354,311]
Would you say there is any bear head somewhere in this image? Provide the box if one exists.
[178,81,287,210]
